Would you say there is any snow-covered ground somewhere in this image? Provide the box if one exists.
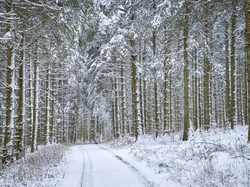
[0,144,67,187]
[1,126,250,187]
[58,144,151,187]
[106,126,250,187]
[56,126,250,187]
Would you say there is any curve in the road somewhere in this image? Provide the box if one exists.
[99,145,154,187]
[80,144,152,187]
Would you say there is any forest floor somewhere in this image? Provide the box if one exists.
[59,144,151,187]
[1,126,250,187]
[58,125,250,187]
[106,126,250,187]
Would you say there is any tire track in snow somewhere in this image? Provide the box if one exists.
[79,145,94,187]
[98,145,154,187]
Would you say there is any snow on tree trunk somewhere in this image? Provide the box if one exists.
[45,64,51,145]
[230,0,237,129]
[225,22,230,127]
[2,0,16,165]
[3,49,16,165]
[183,5,190,141]
[120,66,126,135]
[245,0,250,142]
[131,44,138,140]
[31,45,39,153]
[50,77,55,143]
[15,32,25,160]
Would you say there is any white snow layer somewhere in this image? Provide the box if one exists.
[60,144,149,187]
[56,126,250,187]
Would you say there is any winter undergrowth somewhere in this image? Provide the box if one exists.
[0,144,68,187]
[110,133,135,147]
[114,126,250,187]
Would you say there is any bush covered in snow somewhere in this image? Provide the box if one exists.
[0,144,68,187]
[111,126,250,187]
[110,133,135,147]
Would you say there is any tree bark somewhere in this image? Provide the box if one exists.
[15,32,25,160]
[230,0,237,129]
[245,0,250,142]
[183,4,190,141]
[225,22,230,127]
[203,5,212,130]
[120,66,125,135]
[3,0,15,165]
[131,51,138,140]
[45,64,50,145]
[31,45,39,153]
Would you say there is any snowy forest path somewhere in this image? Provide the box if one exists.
[80,145,94,187]
[61,144,152,187]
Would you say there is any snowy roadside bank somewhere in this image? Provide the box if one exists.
[0,144,67,187]
[104,126,250,187]
[3,126,249,187]
[100,144,180,187]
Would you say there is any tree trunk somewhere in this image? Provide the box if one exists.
[225,22,230,127]
[15,32,25,160]
[143,79,147,134]
[152,0,159,138]
[183,8,189,141]
[45,64,50,145]
[31,45,39,153]
[245,0,250,142]
[163,26,169,132]
[50,77,55,143]
[231,0,237,129]
[203,14,211,130]
[120,66,125,135]
[163,52,168,132]
[131,51,138,139]
[114,75,119,138]
[169,74,173,130]
[193,47,198,130]
[2,0,15,165]
[139,76,143,134]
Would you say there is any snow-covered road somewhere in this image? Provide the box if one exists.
[61,144,151,187]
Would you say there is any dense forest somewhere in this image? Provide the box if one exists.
[1,0,250,165]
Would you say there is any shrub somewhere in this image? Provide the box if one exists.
[0,144,68,187]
